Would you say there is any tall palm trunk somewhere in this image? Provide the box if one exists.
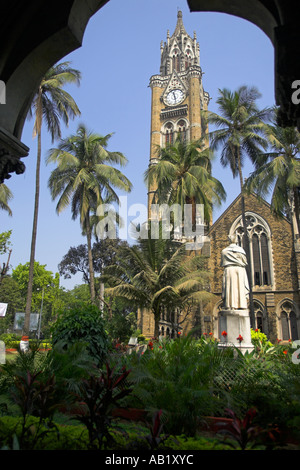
[85,212,96,302]
[24,107,42,334]
[237,153,255,328]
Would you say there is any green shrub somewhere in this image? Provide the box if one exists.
[51,304,109,365]
[0,416,89,450]
[0,333,21,349]
[120,334,300,442]
[0,416,232,450]
[121,335,234,436]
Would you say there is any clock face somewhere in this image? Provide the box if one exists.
[165,89,185,106]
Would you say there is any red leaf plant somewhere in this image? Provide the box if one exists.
[72,362,133,449]
[215,408,261,450]
[145,409,169,450]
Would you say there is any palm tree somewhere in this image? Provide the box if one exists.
[47,124,132,302]
[104,225,214,338]
[205,85,271,326]
[145,137,226,225]
[24,61,81,334]
[246,120,300,237]
[0,183,13,216]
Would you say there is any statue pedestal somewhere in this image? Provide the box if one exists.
[218,309,254,354]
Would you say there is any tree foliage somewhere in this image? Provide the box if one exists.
[246,117,300,233]
[51,304,109,365]
[47,124,132,302]
[0,230,12,256]
[144,137,226,224]
[0,184,13,216]
[12,262,60,319]
[58,238,130,284]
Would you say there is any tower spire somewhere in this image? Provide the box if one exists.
[172,9,187,37]
[160,10,200,76]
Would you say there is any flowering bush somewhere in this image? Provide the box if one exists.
[251,329,272,348]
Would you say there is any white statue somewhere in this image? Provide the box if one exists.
[221,234,249,310]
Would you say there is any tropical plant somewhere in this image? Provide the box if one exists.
[0,184,13,216]
[0,342,95,449]
[24,61,81,335]
[47,124,132,302]
[144,137,226,224]
[9,370,60,450]
[246,118,300,235]
[121,335,234,436]
[50,304,110,365]
[72,362,132,449]
[205,86,271,325]
[0,230,12,286]
[215,408,261,450]
[104,226,214,338]
[144,409,169,450]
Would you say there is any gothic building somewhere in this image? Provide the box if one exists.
[138,11,300,344]
[147,10,209,215]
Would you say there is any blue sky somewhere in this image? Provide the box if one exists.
[0,0,275,290]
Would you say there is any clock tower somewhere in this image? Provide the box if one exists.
[148,10,210,215]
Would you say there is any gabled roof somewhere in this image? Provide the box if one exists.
[208,191,291,235]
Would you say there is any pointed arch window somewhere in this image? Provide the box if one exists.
[165,122,174,146]
[279,300,299,341]
[185,48,192,69]
[231,213,274,288]
[177,119,187,142]
[172,49,180,72]
[253,300,267,334]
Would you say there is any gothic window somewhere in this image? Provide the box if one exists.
[253,300,267,334]
[231,213,273,288]
[172,49,180,72]
[279,300,299,341]
[185,48,192,69]
[177,119,187,142]
[165,122,174,146]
